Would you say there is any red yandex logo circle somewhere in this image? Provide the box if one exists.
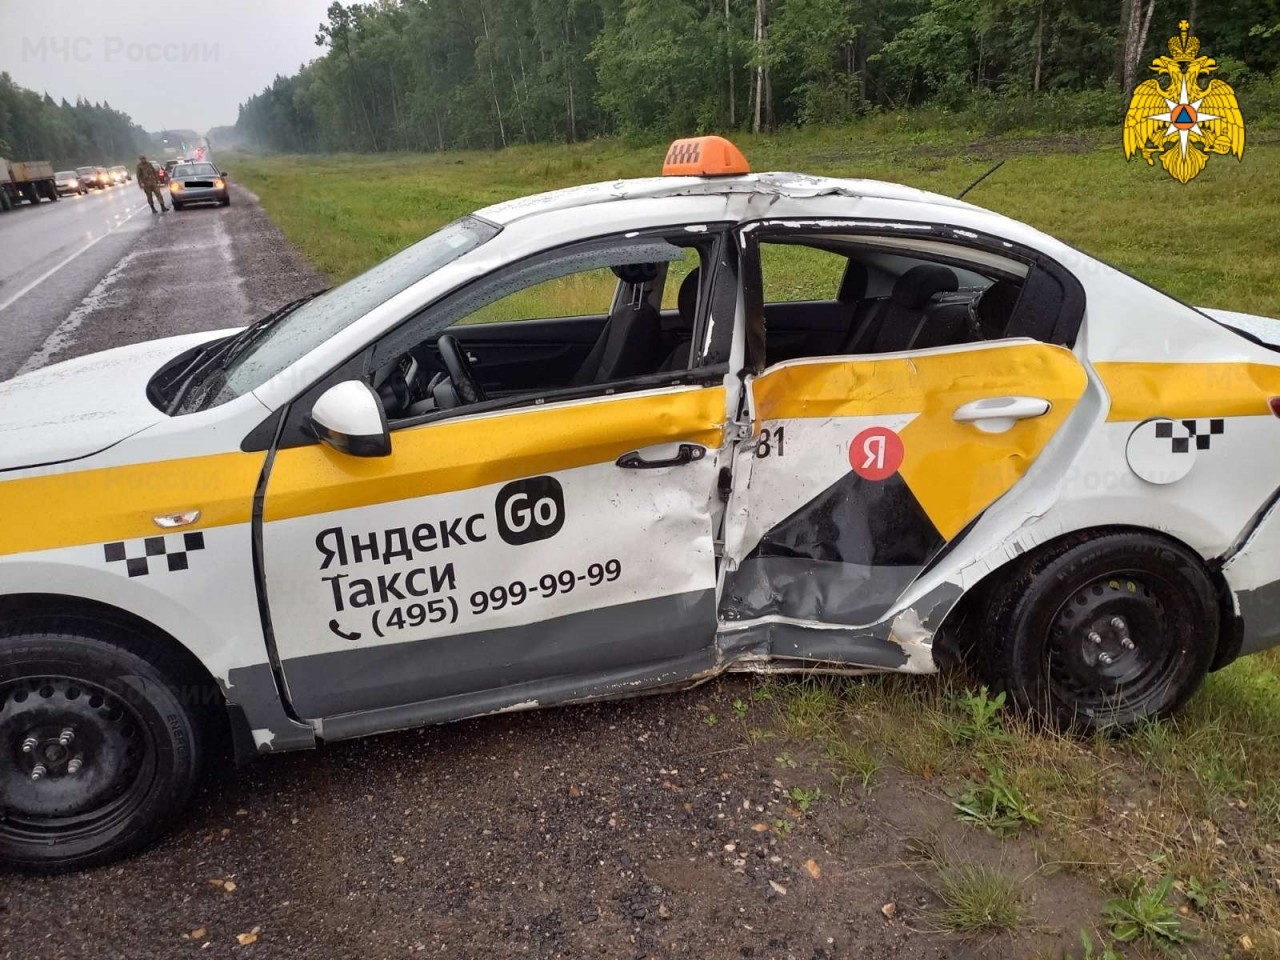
[849,427,904,481]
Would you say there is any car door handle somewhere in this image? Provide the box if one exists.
[953,396,1051,433]
[616,443,707,469]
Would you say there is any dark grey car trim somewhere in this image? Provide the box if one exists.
[279,589,718,720]
[316,647,720,742]
[1235,579,1280,656]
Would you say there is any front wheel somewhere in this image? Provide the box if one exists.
[0,623,204,873]
[981,532,1218,732]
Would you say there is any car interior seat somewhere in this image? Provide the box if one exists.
[569,264,664,386]
[843,263,959,354]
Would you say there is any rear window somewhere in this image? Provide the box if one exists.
[57,171,75,179]
[174,163,217,178]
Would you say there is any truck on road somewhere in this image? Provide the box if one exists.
[0,159,59,211]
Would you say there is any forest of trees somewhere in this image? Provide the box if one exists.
[237,0,1280,154]
[0,73,151,166]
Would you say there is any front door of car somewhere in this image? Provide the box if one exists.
[260,384,726,720]
[720,223,1089,639]
[258,234,731,723]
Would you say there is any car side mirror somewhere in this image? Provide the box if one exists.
[309,381,391,457]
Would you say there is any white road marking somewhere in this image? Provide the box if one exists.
[0,201,148,315]
[16,251,142,375]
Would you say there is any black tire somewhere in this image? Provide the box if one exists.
[0,621,204,873]
[220,195,230,207]
[980,532,1218,732]
[172,201,184,211]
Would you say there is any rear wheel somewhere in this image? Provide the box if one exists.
[172,201,184,211]
[0,622,204,873]
[220,195,230,207]
[981,532,1218,732]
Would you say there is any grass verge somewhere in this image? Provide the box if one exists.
[229,123,1280,321]
[764,650,1280,956]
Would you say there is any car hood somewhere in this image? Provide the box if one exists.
[1201,307,1280,347]
[0,330,232,472]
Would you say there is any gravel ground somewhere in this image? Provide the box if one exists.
[0,677,1106,960]
[0,185,1107,959]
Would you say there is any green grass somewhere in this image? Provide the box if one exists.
[762,655,1280,954]
[934,861,1025,934]
[229,121,1280,320]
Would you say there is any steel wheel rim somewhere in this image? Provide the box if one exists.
[0,675,157,845]
[1045,570,1180,722]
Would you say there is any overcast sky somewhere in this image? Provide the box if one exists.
[0,0,335,133]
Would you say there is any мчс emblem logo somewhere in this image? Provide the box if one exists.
[1123,19,1244,184]
[495,476,565,545]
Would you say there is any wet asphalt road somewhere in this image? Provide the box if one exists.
[0,177,322,381]
[0,185,150,381]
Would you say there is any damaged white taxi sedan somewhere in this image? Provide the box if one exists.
[5,136,1280,871]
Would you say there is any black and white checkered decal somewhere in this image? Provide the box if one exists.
[1127,417,1226,485]
[103,532,205,577]
[1155,418,1225,453]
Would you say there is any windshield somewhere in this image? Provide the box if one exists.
[76,167,93,175]
[178,215,499,411]
[57,171,75,179]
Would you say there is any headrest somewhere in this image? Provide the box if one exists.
[612,262,660,284]
[891,264,958,309]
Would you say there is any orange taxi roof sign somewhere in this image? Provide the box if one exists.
[662,136,750,177]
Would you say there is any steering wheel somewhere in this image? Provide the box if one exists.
[437,334,487,404]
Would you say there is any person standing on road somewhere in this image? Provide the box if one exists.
[136,155,168,213]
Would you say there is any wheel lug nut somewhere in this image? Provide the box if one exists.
[58,727,75,747]
[1087,630,1103,645]
[1120,637,1135,650]
[31,763,48,781]
[66,758,83,775]
[21,736,38,754]
[1110,616,1126,631]
[1099,653,1114,665]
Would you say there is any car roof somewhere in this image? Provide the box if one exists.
[474,171,979,227]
